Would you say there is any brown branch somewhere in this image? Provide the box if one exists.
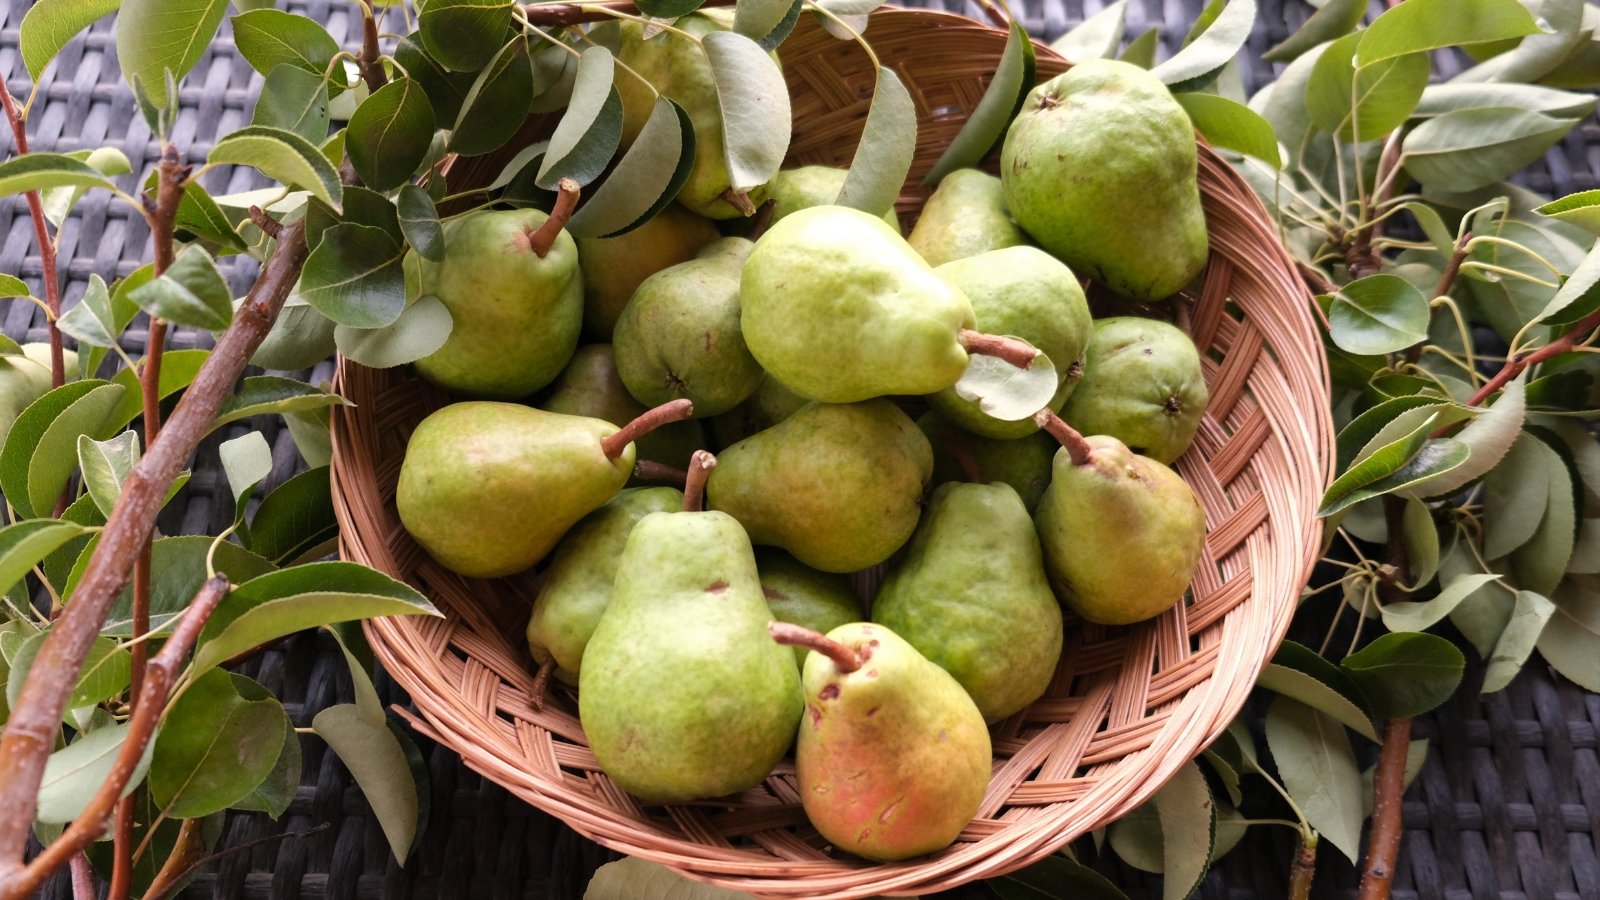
[146,824,330,900]
[1288,831,1318,900]
[69,855,93,900]
[141,817,207,900]
[357,10,387,94]
[247,206,282,239]
[599,399,694,459]
[0,218,309,882]
[1357,716,1414,900]
[683,450,715,512]
[959,329,1040,369]
[1,88,65,389]
[527,179,580,258]
[1,577,230,900]
[1464,306,1600,408]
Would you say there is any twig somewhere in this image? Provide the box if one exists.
[357,10,387,93]
[631,460,688,486]
[1357,717,1414,900]
[1463,307,1600,407]
[248,205,283,239]
[1288,831,1319,900]
[146,823,331,900]
[0,88,65,388]
[0,577,231,900]
[69,855,93,900]
[141,817,206,900]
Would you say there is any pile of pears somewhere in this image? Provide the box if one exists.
[391,35,1216,861]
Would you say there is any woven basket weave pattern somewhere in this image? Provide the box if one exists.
[331,9,1330,896]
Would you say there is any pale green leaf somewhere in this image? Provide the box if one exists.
[208,125,343,211]
[1536,189,1600,235]
[1326,274,1431,355]
[0,520,93,597]
[1356,0,1544,65]
[1255,663,1378,740]
[397,185,446,262]
[1051,1,1128,63]
[128,245,233,330]
[0,154,117,199]
[1407,377,1527,499]
[703,30,791,194]
[1483,433,1553,558]
[1174,92,1281,167]
[1157,762,1216,900]
[211,376,349,432]
[954,350,1058,422]
[56,275,118,349]
[1263,696,1363,862]
[925,18,1036,186]
[1401,497,1441,588]
[220,431,273,528]
[36,723,152,823]
[92,536,276,636]
[1401,107,1579,193]
[1306,33,1429,141]
[1263,0,1365,62]
[77,431,140,519]
[313,706,424,862]
[1382,573,1503,633]
[1483,590,1556,692]
[115,0,231,107]
[584,857,758,899]
[1413,82,1597,119]
[0,380,126,519]
[1537,578,1600,691]
[20,0,121,81]
[1533,237,1600,326]
[836,67,917,219]
[1150,0,1256,88]
[1510,438,1576,595]
[565,98,695,239]
[333,295,453,369]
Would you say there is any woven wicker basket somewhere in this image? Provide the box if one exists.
[330,8,1332,897]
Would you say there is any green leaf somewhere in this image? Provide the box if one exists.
[835,67,917,218]
[115,0,231,107]
[1345,439,1473,513]
[231,9,340,80]
[1401,107,1579,193]
[450,35,535,158]
[1484,433,1554,558]
[1538,579,1600,691]
[1401,496,1441,588]
[954,350,1059,421]
[1263,696,1363,862]
[1533,238,1600,327]
[1050,0,1128,63]
[313,706,426,862]
[42,147,133,229]
[733,0,802,48]
[394,34,475,124]
[924,18,1036,186]
[1384,571,1504,634]
[129,245,233,330]
[1321,410,1436,516]
[298,224,407,328]
[418,0,513,72]
[583,857,757,899]
[0,520,93,596]
[536,48,624,190]
[348,78,437,192]
[211,376,349,432]
[1157,762,1216,899]
[220,431,273,530]
[567,99,694,239]
[56,274,118,349]
[149,669,289,818]
[93,536,276,636]
[0,275,28,300]
[246,466,338,566]
[333,294,454,369]
[1306,34,1429,142]
[989,853,1132,899]
[1174,92,1281,167]
[1150,0,1255,89]
[1407,378,1528,500]
[1536,189,1600,235]
[703,30,791,194]
[284,407,333,469]
[173,181,249,253]
[1263,0,1365,63]
[77,431,140,519]
[1325,274,1431,355]
[252,64,331,143]
[1255,663,1378,740]
[20,0,121,81]
[397,185,446,262]
[36,723,152,823]
[232,707,300,819]
[1119,28,1161,69]
[6,631,131,713]
[0,380,126,519]
[0,153,117,199]
[208,126,343,211]
[1480,589,1555,692]
[1356,0,1544,65]
[1451,0,1588,84]
[1414,83,1597,120]
[1342,632,1465,717]
[190,561,437,676]
[1510,437,1576,595]
[105,348,210,433]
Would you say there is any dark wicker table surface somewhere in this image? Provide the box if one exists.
[3,1,1596,897]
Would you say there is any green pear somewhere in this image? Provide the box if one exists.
[907,169,1028,267]
[1001,60,1208,302]
[769,622,990,861]
[615,14,774,219]
[580,456,802,803]
[928,246,1092,439]
[613,238,762,417]
[411,206,582,399]
[539,344,706,475]
[708,375,808,449]
[526,487,684,685]
[706,399,932,573]
[769,166,900,232]
[1059,317,1208,464]
[918,411,1056,514]
[873,482,1062,721]
[577,204,720,339]
[742,206,980,403]
[395,399,692,578]
[1032,411,1206,625]
[756,548,864,668]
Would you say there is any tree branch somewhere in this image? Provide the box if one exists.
[0,220,309,880]
[1464,306,1600,408]
[1357,716,1413,900]
[358,10,387,94]
[0,577,230,900]
[0,88,65,389]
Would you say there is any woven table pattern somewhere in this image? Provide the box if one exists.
[4,1,1596,898]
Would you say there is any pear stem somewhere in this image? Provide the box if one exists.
[528,178,581,258]
[958,329,1040,369]
[600,399,694,459]
[940,432,984,484]
[530,658,556,712]
[745,198,777,241]
[632,460,689,486]
[721,188,757,217]
[1034,409,1093,467]
[767,622,863,674]
[683,450,716,512]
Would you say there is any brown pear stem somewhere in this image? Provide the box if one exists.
[683,450,716,512]
[941,432,984,484]
[528,178,581,258]
[745,199,777,241]
[1033,409,1092,466]
[721,188,758,217]
[632,460,689,486]
[600,399,694,459]
[767,622,863,674]
[529,658,556,712]
[958,329,1040,369]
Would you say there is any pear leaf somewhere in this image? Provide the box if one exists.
[836,67,917,219]
[703,31,791,193]
[334,296,454,369]
[536,47,623,189]
[954,348,1058,422]
[1051,1,1128,63]
[566,98,695,239]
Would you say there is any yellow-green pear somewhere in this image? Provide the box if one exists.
[907,169,1028,266]
[769,166,900,232]
[576,204,719,339]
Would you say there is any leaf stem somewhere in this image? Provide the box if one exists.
[767,622,863,673]
[599,399,694,459]
[804,2,882,69]
[0,577,230,899]
[0,88,66,389]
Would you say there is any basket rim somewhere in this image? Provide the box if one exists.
[330,7,1334,896]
